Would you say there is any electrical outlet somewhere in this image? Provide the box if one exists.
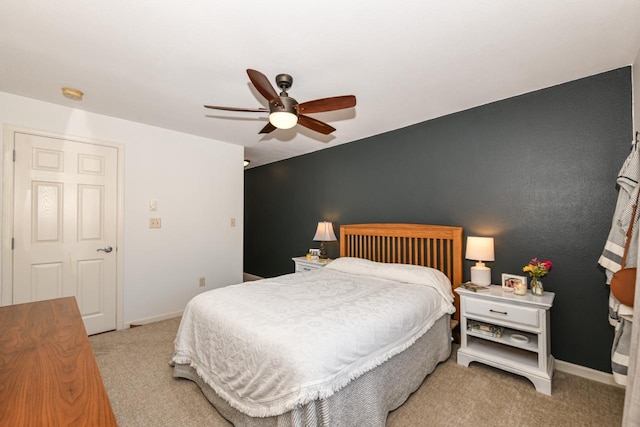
[198,277,205,287]
[149,218,161,228]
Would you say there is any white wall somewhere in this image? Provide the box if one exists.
[0,92,244,325]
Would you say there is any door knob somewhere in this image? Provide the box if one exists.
[97,246,113,253]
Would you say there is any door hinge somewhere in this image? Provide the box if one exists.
[13,150,16,162]
[11,237,14,250]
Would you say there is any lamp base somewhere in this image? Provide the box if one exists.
[319,241,328,259]
[470,265,491,286]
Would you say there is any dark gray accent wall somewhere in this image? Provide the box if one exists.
[244,67,632,373]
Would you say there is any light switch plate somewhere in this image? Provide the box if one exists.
[149,200,157,211]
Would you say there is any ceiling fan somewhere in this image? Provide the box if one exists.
[205,69,356,135]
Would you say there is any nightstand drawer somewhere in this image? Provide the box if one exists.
[465,298,539,328]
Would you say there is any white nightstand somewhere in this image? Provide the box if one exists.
[455,285,555,395]
[292,257,332,272]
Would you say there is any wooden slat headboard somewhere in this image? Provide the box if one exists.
[339,223,463,320]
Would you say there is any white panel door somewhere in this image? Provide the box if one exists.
[12,132,118,335]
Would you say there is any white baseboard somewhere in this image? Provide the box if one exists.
[124,310,183,329]
[555,359,624,388]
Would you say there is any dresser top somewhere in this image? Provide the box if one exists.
[0,297,117,425]
[292,256,332,265]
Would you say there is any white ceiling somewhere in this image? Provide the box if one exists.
[1,1,639,168]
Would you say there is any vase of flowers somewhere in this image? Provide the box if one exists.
[523,258,552,296]
[530,277,543,296]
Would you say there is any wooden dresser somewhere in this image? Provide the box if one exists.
[0,297,117,425]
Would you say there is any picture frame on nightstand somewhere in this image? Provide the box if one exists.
[501,273,527,292]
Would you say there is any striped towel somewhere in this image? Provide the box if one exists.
[599,142,639,386]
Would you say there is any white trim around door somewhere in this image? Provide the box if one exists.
[2,125,125,332]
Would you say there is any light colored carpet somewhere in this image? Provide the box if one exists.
[90,318,625,426]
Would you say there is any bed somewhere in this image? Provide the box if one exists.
[171,223,463,426]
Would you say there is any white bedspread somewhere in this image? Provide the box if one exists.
[171,257,455,417]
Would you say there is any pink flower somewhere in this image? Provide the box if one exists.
[541,260,553,270]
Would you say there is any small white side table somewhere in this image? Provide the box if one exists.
[292,257,332,273]
[455,285,555,395]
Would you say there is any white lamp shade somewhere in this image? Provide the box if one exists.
[465,236,495,262]
[269,111,298,129]
[313,221,337,241]
[465,236,495,286]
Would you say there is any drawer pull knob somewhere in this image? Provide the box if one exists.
[489,309,508,315]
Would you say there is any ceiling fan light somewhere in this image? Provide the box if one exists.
[269,111,298,129]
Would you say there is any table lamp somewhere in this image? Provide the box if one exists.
[465,236,495,286]
[313,221,337,259]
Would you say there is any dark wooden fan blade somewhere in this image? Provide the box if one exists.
[259,122,277,134]
[204,105,268,112]
[247,69,281,107]
[296,95,356,114]
[298,115,336,135]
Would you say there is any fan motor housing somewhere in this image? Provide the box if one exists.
[270,96,298,116]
